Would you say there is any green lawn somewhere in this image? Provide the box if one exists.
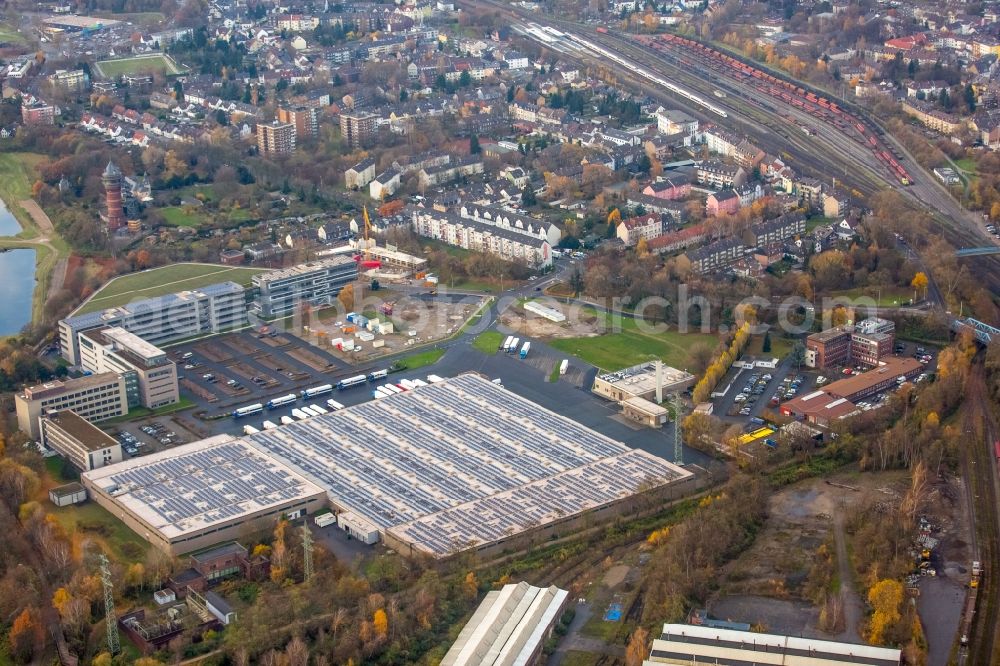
[95,53,186,79]
[0,153,45,233]
[559,652,605,666]
[103,397,196,423]
[954,157,977,173]
[51,499,150,563]
[827,286,914,307]
[160,205,203,227]
[394,348,445,371]
[0,23,26,44]
[746,333,794,359]
[549,317,717,372]
[472,330,504,354]
[76,263,268,314]
[806,215,834,231]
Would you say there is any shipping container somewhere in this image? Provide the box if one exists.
[262,420,278,430]
[326,398,345,411]
[291,408,310,421]
[280,415,295,425]
[314,513,337,527]
[243,425,260,435]
[426,374,445,383]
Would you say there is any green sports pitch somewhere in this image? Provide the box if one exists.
[94,53,187,79]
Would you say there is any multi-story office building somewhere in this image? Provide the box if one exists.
[277,105,318,140]
[252,256,358,318]
[257,120,296,155]
[411,209,553,268]
[340,111,377,148]
[805,326,852,369]
[16,373,128,440]
[40,410,122,471]
[806,318,895,369]
[59,281,248,365]
[78,327,179,409]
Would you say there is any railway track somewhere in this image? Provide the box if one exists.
[959,364,1000,665]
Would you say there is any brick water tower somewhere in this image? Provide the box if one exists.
[102,162,125,232]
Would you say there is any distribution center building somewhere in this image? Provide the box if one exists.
[643,623,901,666]
[88,374,693,558]
[81,435,327,555]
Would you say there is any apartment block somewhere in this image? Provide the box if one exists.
[340,111,377,148]
[257,120,296,155]
[277,105,319,140]
[21,102,55,125]
[78,327,179,409]
[40,410,122,471]
[251,256,358,319]
[16,373,128,440]
[684,238,745,273]
[411,209,553,268]
[60,281,247,365]
[743,212,806,247]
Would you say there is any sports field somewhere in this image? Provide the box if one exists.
[75,263,268,314]
[94,53,186,79]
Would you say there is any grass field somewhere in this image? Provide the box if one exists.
[549,316,718,371]
[95,53,186,79]
[51,497,150,563]
[827,286,914,307]
[0,153,45,234]
[394,348,445,370]
[746,333,793,359]
[160,206,202,227]
[472,330,504,354]
[0,22,26,44]
[76,263,268,314]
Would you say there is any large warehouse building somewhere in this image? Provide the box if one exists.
[81,435,327,555]
[84,375,693,557]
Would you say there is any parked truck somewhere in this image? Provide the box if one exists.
[508,337,520,354]
[559,359,569,375]
[519,341,531,359]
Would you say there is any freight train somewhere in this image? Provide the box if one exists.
[652,34,912,186]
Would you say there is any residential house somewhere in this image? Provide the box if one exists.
[706,189,740,216]
[345,157,377,190]
[642,173,692,201]
[696,161,747,189]
[370,169,401,200]
[617,214,665,246]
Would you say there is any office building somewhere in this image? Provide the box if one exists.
[78,327,179,409]
[340,111,377,148]
[60,281,248,365]
[102,161,126,231]
[592,363,695,403]
[81,436,327,555]
[644,623,900,666]
[257,120,296,155]
[805,326,852,369]
[277,105,318,140]
[16,373,128,440]
[251,256,358,318]
[443,582,569,666]
[40,410,122,471]
[806,317,895,369]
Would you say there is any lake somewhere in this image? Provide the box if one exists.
[0,249,36,336]
[0,198,22,236]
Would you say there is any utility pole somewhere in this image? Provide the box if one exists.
[301,522,314,582]
[673,392,684,466]
[98,553,120,655]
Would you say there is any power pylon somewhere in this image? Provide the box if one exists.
[98,553,120,655]
[301,523,314,582]
[673,392,684,466]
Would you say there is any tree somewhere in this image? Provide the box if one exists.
[911,271,928,299]
[9,607,42,663]
[337,283,355,313]
[607,208,622,226]
[625,626,650,666]
[789,341,806,368]
[463,571,479,600]
[636,237,650,257]
[469,133,481,154]
[373,608,388,639]
[173,80,184,101]
[867,579,904,644]
[520,185,536,207]
[762,332,772,353]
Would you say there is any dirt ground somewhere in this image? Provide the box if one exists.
[710,469,972,645]
[303,296,487,362]
[501,301,606,339]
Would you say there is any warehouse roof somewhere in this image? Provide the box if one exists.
[246,374,691,557]
[651,623,901,666]
[824,356,922,399]
[81,435,325,541]
[442,582,569,666]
